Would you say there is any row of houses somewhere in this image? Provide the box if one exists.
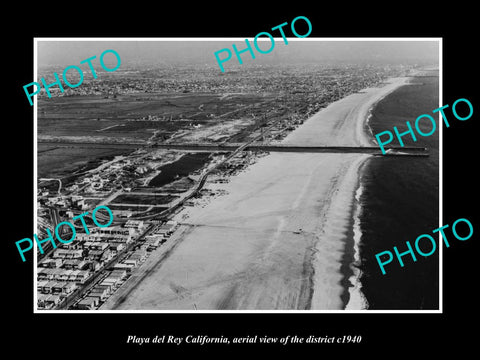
[74,246,151,309]
[37,280,80,310]
[78,271,127,309]
[144,220,178,251]
[37,268,92,283]
[36,219,175,310]
[76,266,131,309]
[149,220,177,237]
[37,294,63,309]
[37,222,146,272]
[111,249,149,273]
[38,281,77,296]
[36,221,147,310]
[138,220,177,251]
[143,236,166,251]
[45,247,112,270]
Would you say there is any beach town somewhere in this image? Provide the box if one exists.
[35,41,438,310]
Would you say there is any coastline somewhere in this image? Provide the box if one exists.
[363,77,411,145]
[102,77,411,311]
[281,76,411,309]
[344,159,369,310]
[354,72,439,309]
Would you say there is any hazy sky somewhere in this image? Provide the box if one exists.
[37,39,439,69]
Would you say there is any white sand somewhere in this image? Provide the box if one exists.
[104,77,409,310]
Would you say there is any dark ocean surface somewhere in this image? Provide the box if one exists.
[358,72,440,309]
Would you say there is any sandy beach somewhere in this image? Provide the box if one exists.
[102,77,409,311]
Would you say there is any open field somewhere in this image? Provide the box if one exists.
[110,193,179,205]
[38,92,269,119]
[37,92,276,179]
[38,92,274,136]
[107,204,154,211]
[37,143,134,179]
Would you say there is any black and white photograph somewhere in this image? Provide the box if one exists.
[6,6,478,355]
[33,39,440,312]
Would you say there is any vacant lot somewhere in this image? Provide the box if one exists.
[37,143,134,179]
[37,91,274,179]
[110,193,180,205]
[107,204,155,211]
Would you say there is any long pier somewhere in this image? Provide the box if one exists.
[153,143,428,156]
[39,140,429,156]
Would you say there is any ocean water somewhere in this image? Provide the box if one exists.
[356,73,440,309]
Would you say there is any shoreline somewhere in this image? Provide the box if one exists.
[280,76,411,309]
[343,159,369,310]
[102,76,411,311]
[363,77,412,146]
[342,77,411,310]
[350,72,440,309]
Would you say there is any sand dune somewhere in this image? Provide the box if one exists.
[102,77,409,311]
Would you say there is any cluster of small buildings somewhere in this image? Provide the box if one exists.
[60,150,179,198]
[36,220,147,310]
[37,281,78,309]
[73,220,178,310]
[147,220,177,239]
[38,194,89,211]
[216,152,255,177]
[76,268,129,310]
[36,218,180,310]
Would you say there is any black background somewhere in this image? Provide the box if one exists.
[6,3,478,355]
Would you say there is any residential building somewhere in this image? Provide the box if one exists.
[51,282,77,295]
[62,259,88,270]
[108,243,125,254]
[38,294,62,309]
[52,249,84,260]
[91,226,135,237]
[112,263,134,273]
[37,280,48,293]
[89,286,109,301]
[124,220,146,232]
[77,296,99,310]
[39,258,63,268]
[110,269,127,280]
